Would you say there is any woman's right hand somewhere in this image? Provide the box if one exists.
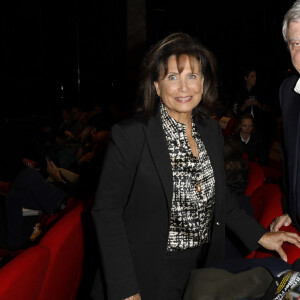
[123,293,141,300]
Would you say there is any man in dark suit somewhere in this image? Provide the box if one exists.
[270,1,300,232]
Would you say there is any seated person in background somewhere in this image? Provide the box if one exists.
[235,67,270,118]
[224,135,255,259]
[4,113,110,251]
[233,112,268,166]
[224,136,249,199]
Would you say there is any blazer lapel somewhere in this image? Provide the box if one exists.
[143,112,173,213]
[144,114,223,216]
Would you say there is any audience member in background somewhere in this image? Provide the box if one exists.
[223,135,255,259]
[233,112,268,166]
[65,106,82,139]
[71,113,110,196]
[224,136,250,198]
[45,106,85,169]
[270,0,300,233]
[235,67,270,117]
[3,113,110,251]
[234,67,272,140]
[58,107,72,135]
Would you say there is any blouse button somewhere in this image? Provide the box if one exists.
[215,221,220,226]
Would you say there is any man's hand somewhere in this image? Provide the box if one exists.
[123,293,141,300]
[270,214,292,232]
[258,231,300,262]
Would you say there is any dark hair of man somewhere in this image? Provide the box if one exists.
[138,32,218,120]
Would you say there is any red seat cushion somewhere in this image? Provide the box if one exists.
[0,246,50,300]
[262,165,282,184]
[38,202,84,300]
[250,183,283,226]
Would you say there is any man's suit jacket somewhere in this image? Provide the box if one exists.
[91,110,266,300]
[280,74,300,230]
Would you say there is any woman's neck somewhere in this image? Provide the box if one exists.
[166,108,193,132]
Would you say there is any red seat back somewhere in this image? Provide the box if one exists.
[245,162,265,196]
[0,246,50,300]
[246,183,283,259]
[246,183,300,264]
[38,202,84,300]
[250,182,300,264]
[250,183,283,227]
[219,116,236,136]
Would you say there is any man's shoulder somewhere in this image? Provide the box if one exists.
[280,74,299,92]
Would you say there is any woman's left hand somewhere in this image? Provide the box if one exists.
[258,231,300,262]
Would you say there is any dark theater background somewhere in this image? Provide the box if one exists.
[0,0,297,178]
[1,0,297,115]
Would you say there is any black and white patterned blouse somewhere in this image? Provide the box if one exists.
[160,104,216,252]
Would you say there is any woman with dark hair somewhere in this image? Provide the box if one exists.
[235,68,269,117]
[91,33,300,300]
[234,67,273,139]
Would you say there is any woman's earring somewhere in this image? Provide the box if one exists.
[159,97,163,103]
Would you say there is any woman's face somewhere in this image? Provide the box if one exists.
[239,118,253,135]
[244,71,256,88]
[154,55,204,121]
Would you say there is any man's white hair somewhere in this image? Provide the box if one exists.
[283,0,300,42]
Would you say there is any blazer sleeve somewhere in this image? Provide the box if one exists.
[91,120,145,299]
[224,186,267,251]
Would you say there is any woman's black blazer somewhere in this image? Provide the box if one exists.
[91,111,266,300]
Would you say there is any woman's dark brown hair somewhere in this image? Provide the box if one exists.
[138,32,218,119]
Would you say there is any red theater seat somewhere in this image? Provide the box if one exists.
[262,165,282,184]
[0,246,50,300]
[246,183,300,264]
[250,183,283,229]
[245,162,265,196]
[219,116,236,136]
[38,201,84,300]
